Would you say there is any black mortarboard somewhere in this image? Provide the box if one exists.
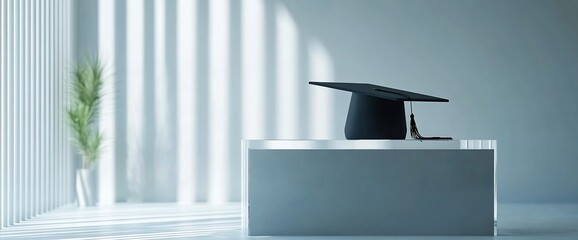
[309,81,450,140]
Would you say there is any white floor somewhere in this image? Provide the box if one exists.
[1,203,578,239]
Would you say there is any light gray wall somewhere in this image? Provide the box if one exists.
[74,0,98,59]
[75,0,578,203]
[280,0,578,202]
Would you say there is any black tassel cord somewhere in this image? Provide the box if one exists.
[374,88,452,140]
[408,100,452,140]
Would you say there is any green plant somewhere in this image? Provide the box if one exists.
[66,56,104,169]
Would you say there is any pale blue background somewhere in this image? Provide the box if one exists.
[75,0,578,203]
[280,0,578,203]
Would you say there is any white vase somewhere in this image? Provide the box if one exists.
[76,169,97,207]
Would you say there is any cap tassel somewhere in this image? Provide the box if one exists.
[410,113,426,140]
[409,101,452,141]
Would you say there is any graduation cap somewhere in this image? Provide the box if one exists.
[309,81,452,140]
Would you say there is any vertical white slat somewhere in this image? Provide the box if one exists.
[27,0,33,218]
[39,0,44,213]
[3,0,7,227]
[23,0,30,219]
[0,0,6,230]
[208,0,230,204]
[51,0,56,210]
[59,0,64,207]
[30,0,36,216]
[22,0,28,219]
[12,0,18,224]
[241,0,266,139]
[22,0,27,219]
[37,0,43,215]
[51,0,57,209]
[43,0,48,213]
[35,0,40,216]
[176,0,197,204]
[127,0,144,203]
[66,0,72,204]
[61,0,67,207]
[54,0,59,209]
[48,0,54,210]
[32,0,38,214]
[60,0,65,207]
[0,0,4,229]
[53,0,57,210]
[61,0,65,206]
[19,0,24,220]
[43,0,49,213]
[15,0,22,223]
[27,0,36,218]
[57,0,63,208]
[1,0,6,229]
[63,0,68,204]
[41,0,47,214]
[6,0,13,227]
[66,0,71,205]
[10,0,16,225]
[18,0,23,221]
[30,0,35,216]
[59,0,63,208]
[63,0,68,205]
[275,4,299,139]
[32,0,38,215]
[15,0,21,222]
[19,0,25,221]
[43,0,48,212]
[57,0,61,207]
[24,0,30,218]
[57,0,61,208]
[99,0,116,206]
[40,0,45,211]
[33,0,39,216]
[27,0,33,219]
[12,0,17,223]
[54,0,60,209]
[46,0,51,211]
[308,39,335,139]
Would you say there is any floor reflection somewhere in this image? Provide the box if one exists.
[3,203,578,239]
[0,204,242,239]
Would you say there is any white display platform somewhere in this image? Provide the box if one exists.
[242,140,497,236]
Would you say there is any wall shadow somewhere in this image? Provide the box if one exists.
[195,0,209,202]
[90,0,337,203]
[113,0,128,202]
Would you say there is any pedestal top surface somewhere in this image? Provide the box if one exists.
[243,140,496,150]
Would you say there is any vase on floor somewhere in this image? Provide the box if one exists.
[76,168,97,207]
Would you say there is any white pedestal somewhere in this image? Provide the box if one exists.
[242,140,497,236]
